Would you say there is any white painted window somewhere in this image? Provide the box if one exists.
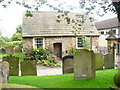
[33,38,44,49]
[76,37,83,49]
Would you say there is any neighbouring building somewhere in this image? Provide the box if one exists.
[22,11,99,58]
[95,17,120,68]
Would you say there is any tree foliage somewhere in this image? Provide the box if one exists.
[16,24,22,34]
[11,33,22,41]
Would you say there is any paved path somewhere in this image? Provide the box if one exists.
[0,58,2,62]
[36,65,63,76]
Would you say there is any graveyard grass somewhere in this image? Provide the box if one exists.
[9,69,118,88]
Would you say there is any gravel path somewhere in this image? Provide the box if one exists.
[36,65,63,76]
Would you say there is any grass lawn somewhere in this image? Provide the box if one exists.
[0,54,8,58]
[13,52,24,62]
[0,52,24,62]
[9,69,118,88]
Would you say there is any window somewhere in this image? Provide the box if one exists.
[101,31,104,34]
[113,30,116,35]
[117,43,120,54]
[34,38,43,49]
[76,37,83,48]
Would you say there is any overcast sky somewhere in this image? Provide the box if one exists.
[0,0,117,37]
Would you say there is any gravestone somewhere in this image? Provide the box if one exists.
[3,55,19,76]
[21,60,37,76]
[104,54,114,69]
[5,46,14,55]
[62,55,74,74]
[74,49,95,80]
[14,46,22,53]
[0,47,5,54]
[0,61,9,83]
[95,53,104,70]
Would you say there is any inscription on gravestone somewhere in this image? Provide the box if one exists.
[74,49,95,80]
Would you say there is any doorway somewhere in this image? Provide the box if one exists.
[53,43,62,59]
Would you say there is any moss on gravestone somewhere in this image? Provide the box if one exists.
[104,54,114,69]
[21,60,37,76]
[95,53,104,70]
[3,55,19,76]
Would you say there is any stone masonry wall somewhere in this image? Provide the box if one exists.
[90,36,99,53]
[45,36,76,57]
[22,36,99,58]
[22,37,33,53]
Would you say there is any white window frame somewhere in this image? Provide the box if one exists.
[76,37,83,49]
[33,37,45,49]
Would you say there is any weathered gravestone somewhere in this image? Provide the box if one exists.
[74,49,95,80]
[14,46,22,53]
[62,55,74,74]
[3,55,19,76]
[0,47,5,54]
[21,60,37,76]
[104,54,114,69]
[0,61,9,83]
[95,53,104,70]
[5,46,14,55]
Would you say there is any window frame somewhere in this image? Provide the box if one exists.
[76,37,83,49]
[33,37,45,49]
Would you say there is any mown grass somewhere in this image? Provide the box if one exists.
[9,69,118,88]
[0,52,24,62]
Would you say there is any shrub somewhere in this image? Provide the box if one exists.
[4,41,22,47]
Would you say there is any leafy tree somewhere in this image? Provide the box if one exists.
[2,36,11,42]
[16,24,22,34]
[11,33,22,41]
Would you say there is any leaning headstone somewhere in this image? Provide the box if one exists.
[95,53,104,70]
[0,61,9,83]
[14,46,22,53]
[74,49,95,80]
[5,46,14,55]
[21,60,37,76]
[3,55,19,76]
[62,55,74,74]
[104,54,114,69]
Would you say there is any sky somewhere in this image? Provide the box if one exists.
[0,0,117,37]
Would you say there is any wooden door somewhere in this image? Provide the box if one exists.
[54,43,62,59]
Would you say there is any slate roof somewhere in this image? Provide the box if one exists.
[95,17,120,30]
[22,11,99,37]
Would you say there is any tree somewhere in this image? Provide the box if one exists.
[11,33,22,41]
[16,24,22,34]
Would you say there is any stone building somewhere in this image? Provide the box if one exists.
[95,17,120,68]
[22,11,99,58]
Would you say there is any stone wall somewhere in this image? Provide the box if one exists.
[88,36,99,53]
[22,37,33,50]
[45,36,76,57]
[22,37,33,57]
[22,36,99,58]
